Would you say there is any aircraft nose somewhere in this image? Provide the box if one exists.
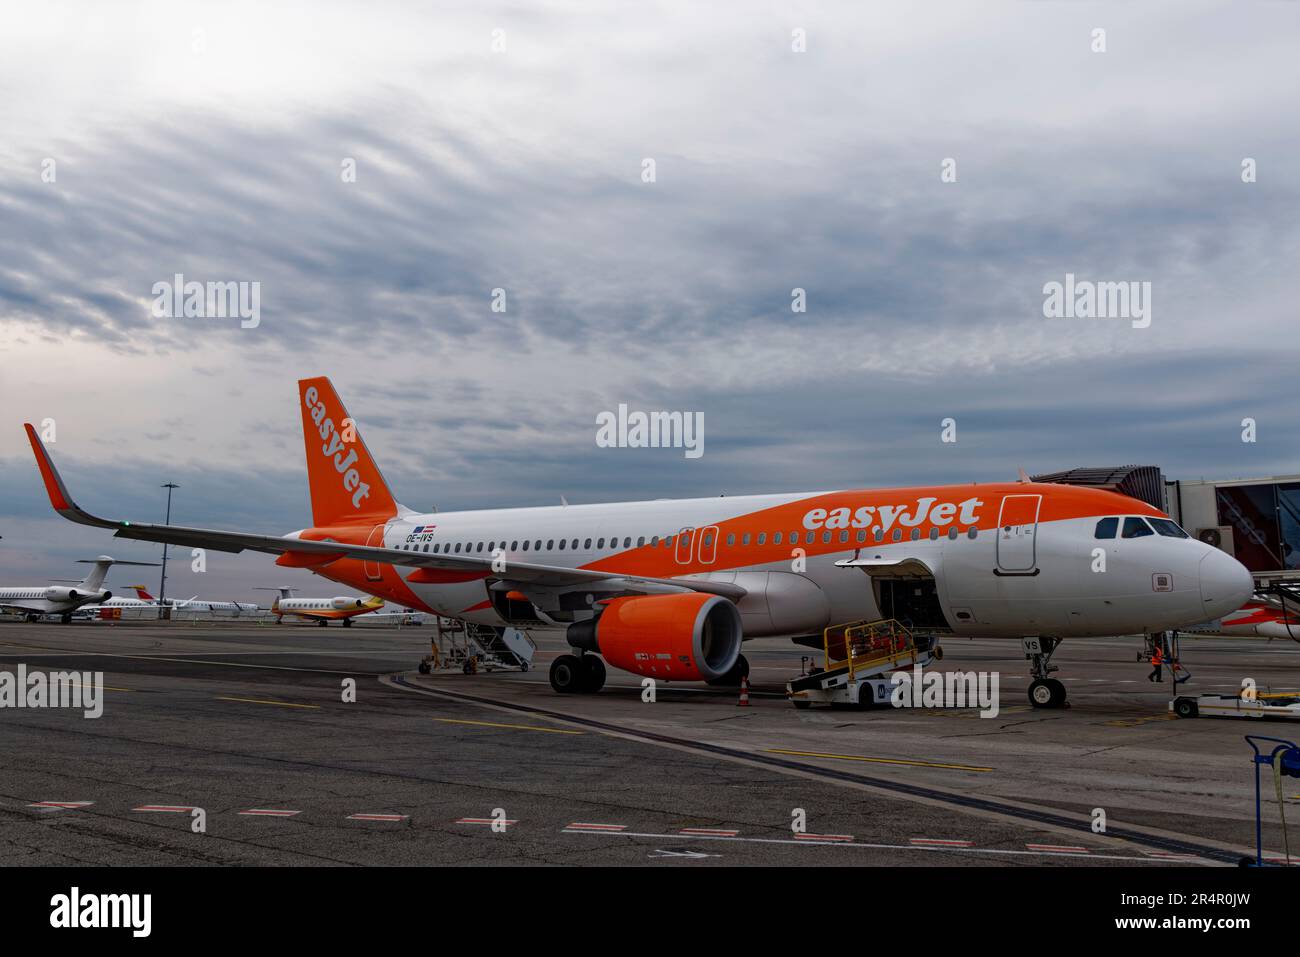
[1198,548,1253,619]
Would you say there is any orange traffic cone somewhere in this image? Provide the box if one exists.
[737,676,750,707]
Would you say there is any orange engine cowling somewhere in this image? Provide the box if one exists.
[571,593,743,681]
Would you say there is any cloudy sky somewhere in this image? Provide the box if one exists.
[2,1,1298,601]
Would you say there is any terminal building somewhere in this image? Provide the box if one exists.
[1034,466,1300,581]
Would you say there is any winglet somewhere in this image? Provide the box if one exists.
[24,424,116,528]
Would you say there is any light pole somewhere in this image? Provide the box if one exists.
[159,483,179,612]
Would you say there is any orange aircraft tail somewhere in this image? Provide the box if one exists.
[298,377,399,527]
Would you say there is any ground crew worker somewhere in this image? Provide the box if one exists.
[1148,643,1164,683]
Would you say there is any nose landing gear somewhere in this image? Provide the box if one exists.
[1024,636,1067,709]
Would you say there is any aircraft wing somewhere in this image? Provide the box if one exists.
[24,424,747,602]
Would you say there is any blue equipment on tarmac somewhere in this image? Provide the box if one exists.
[1243,735,1300,867]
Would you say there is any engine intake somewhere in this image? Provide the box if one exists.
[567,593,743,681]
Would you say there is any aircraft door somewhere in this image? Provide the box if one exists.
[364,523,388,581]
[674,527,695,565]
[996,494,1041,573]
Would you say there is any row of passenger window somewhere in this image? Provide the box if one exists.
[1094,516,1190,540]
[397,525,981,555]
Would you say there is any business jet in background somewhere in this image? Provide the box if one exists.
[0,557,158,623]
[273,593,385,626]
[24,377,1253,707]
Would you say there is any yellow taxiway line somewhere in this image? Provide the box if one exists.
[433,717,583,735]
[214,696,321,710]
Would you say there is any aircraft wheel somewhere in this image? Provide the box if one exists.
[60,614,72,625]
[417,661,431,675]
[1174,697,1199,719]
[342,618,353,628]
[317,619,328,627]
[792,700,812,710]
[578,655,606,693]
[706,654,750,687]
[550,654,583,694]
[1028,678,1066,709]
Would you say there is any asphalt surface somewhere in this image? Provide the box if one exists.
[1,620,1297,866]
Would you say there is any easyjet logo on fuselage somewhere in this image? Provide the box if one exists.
[303,386,371,510]
[802,496,983,535]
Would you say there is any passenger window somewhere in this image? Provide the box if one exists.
[856,530,867,543]
[758,533,767,545]
[948,527,959,540]
[840,530,850,543]
[510,541,518,551]
[892,529,902,542]
[637,536,645,547]
[741,533,750,546]
[596,538,604,548]
[649,537,657,547]
[910,528,920,541]
[624,537,632,548]
[822,531,831,543]
[558,539,566,550]
[726,534,735,546]
[1122,517,1154,539]
[536,540,543,550]
[1094,517,1119,539]
[874,528,883,543]
[929,528,939,541]
[702,533,713,548]
[546,540,554,550]
[522,541,530,551]
[806,531,815,544]
[968,527,977,539]
[454,543,462,553]
[1149,518,1190,539]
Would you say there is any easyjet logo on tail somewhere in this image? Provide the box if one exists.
[802,497,983,535]
[304,385,371,510]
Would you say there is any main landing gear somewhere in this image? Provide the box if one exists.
[705,654,750,688]
[550,652,606,694]
[1024,636,1067,709]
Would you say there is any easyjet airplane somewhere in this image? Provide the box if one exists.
[23,377,1253,708]
[1185,600,1300,641]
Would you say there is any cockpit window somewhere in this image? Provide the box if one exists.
[1149,518,1190,539]
[1122,516,1154,539]
[1094,517,1118,539]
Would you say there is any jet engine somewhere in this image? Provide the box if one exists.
[331,597,365,609]
[44,586,108,603]
[566,592,743,681]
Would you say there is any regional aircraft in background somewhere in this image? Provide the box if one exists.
[0,557,158,623]
[24,377,1254,708]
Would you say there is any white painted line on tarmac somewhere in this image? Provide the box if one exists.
[238,808,302,817]
[132,805,195,813]
[911,837,974,847]
[455,817,517,827]
[680,827,739,837]
[561,828,1204,863]
[348,813,408,822]
[28,801,94,810]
